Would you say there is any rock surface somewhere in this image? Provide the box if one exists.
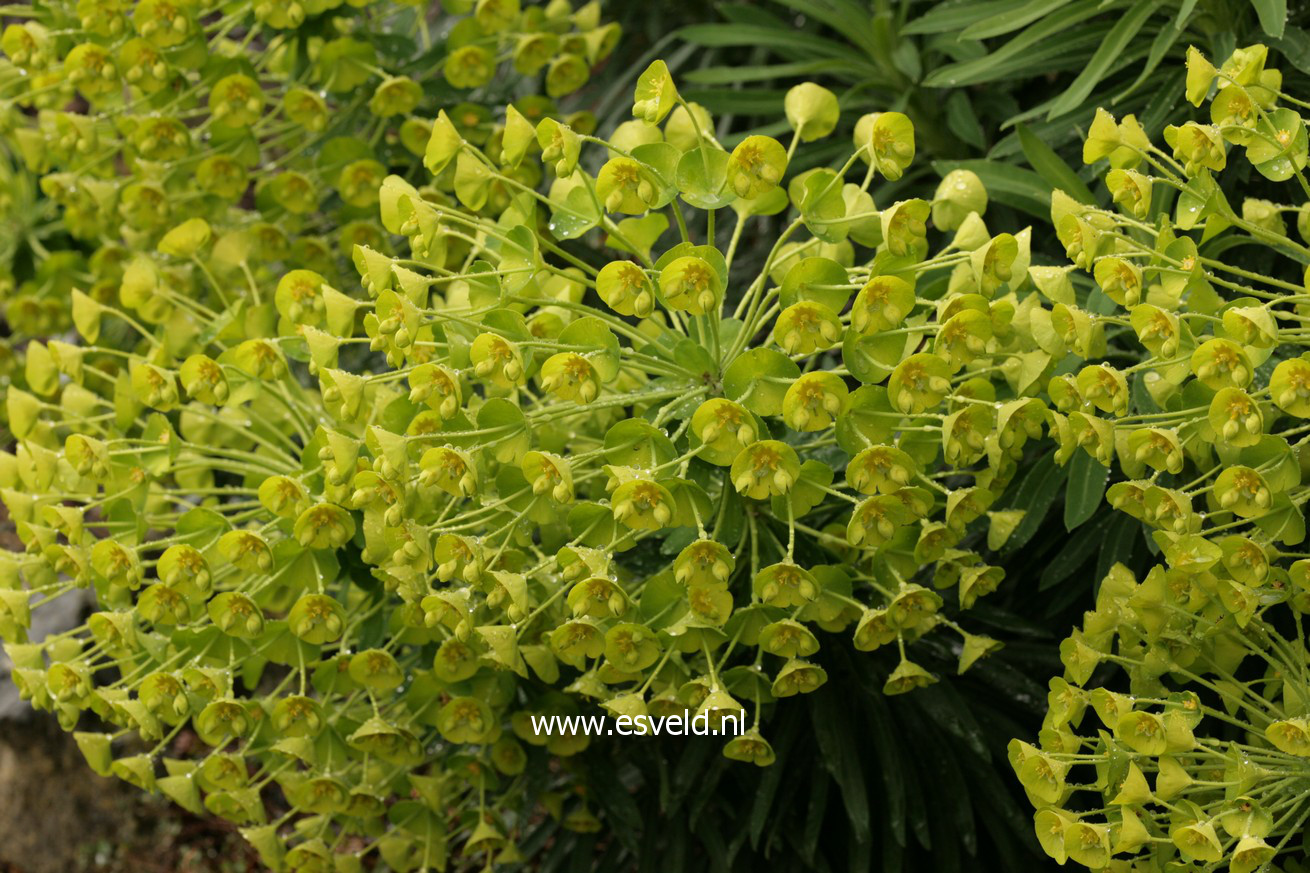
[0,587,138,873]
[0,714,137,873]
[0,589,87,720]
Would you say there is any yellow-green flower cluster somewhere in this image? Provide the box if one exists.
[1019,43,1310,873]
[0,0,616,340]
[0,54,1076,863]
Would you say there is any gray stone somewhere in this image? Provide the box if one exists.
[0,589,90,722]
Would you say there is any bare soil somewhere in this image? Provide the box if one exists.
[0,715,259,873]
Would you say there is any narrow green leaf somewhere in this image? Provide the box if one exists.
[1271,27,1310,75]
[1253,0,1287,38]
[1064,451,1109,530]
[1040,512,1108,590]
[922,0,1104,87]
[1001,451,1069,553]
[904,0,1035,36]
[682,88,788,116]
[771,0,880,57]
[668,735,715,812]
[800,771,829,864]
[683,61,839,86]
[748,710,795,848]
[893,708,934,853]
[945,91,986,150]
[692,813,729,871]
[719,1,794,28]
[914,685,989,758]
[811,687,871,845]
[929,29,1112,88]
[1174,0,1199,29]
[1046,0,1157,117]
[1096,511,1142,582]
[1117,17,1186,100]
[882,832,905,872]
[960,0,1071,40]
[989,113,1084,162]
[1140,68,1185,133]
[865,691,907,846]
[1015,123,1097,204]
[925,741,976,857]
[962,748,1039,867]
[676,24,872,65]
[584,758,643,853]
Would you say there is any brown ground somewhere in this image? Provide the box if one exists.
[0,715,260,873]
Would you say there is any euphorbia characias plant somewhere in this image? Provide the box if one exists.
[0,0,617,340]
[6,51,1073,868]
[1015,43,1310,872]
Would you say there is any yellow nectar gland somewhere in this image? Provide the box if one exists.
[1223,469,1270,509]
[615,264,654,316]
[475,337,522,381]
[780,303,839,353]
[1198,344,1247,385]
[853,280,904,331]
[603,162,653,211]
[1221,393,1260,440]
[530,458,572,502]
[701,403,753,446]
[669,261,717,314]
[298,600,342,638]
[760,564,816,603]
[544,354,599,403]
[789,379,841,430]
[1278,362,1310,407]
[676,542,732,585]
[439,452,476,496]
[850,500,896,545]
[734,445,793,495]
[730,143,779,196]
[894,361,950,411]
[1143,311,1178,355]
[940,318,985,357]
[613,481,673,528]
[850,450,910,493]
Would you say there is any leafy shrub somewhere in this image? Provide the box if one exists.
[0,50,1098,864]
[0,0,617,339]
[20,3,1310,870]
[677,0,1307,189]
[1015,42,1310,871]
